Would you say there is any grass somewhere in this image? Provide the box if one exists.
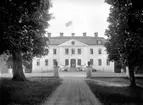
[86,78,143,105]
[0,77,62,105]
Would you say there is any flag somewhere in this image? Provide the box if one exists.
[65,21,72,27]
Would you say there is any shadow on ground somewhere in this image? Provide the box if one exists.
[0,77,62,105]
[86,78,143,105]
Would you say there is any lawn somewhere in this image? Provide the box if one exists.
[0,77,62,105]
[86,78,143,105]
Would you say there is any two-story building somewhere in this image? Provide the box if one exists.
[32,32,114,72]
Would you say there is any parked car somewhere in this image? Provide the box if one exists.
[76,65,86,71]
[81,65,86,71]
[63,66,69,71]
[59,65,69,71]
[92,68,97,72]
[76,65,82,71]
[77,67,82,71]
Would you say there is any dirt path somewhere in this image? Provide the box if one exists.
[42,77,101,105]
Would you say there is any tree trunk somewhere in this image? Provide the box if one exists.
[12,51,26,81]
[128,62,136,87]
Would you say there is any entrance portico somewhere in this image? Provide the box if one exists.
[58,39,88,71]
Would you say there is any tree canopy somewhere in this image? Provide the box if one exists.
[0,0,51,80]
[0,0,51,56]
[105,0,143,86]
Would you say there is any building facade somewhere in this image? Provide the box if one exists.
[32,32,114,72]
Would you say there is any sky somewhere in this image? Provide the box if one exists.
[47,0,111,38]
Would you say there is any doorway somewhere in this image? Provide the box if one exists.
[71,59,76,68]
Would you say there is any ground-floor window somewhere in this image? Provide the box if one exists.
[98,59,102,66]
[90,59,93,65]
[65,59,69,65]
[77,59,81,65]
[106,59,110,66]
[45,59,48,66]
[37,59,40,66]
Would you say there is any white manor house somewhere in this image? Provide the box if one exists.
[32,32,114,72]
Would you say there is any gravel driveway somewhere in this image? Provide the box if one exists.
[42,77,101,105]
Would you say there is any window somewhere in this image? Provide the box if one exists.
[65,48,69,54]
[77,49,81,54]
[98,59,102,66]
[37,59,40,66]
[90,49,93,54]
[77,59,81,65]
[53,49,57,54]
[71,48,75,54]
[90,59,93,65]
[53,59,57,66]
[107,59,110,66]
[45,59,48,66]
[98,49,102,54]
[65,59,69,65]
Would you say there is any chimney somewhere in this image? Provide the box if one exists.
[60,32,64,37]
[83,32,87,37]
[48,33,51,37]
[71,33,75,37]
[94,32,98,37]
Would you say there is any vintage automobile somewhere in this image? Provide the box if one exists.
[59,65,70,71]
[76,65,86,71]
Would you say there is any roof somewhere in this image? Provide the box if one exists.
[48,36,107,45]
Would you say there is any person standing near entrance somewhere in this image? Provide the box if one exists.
[86,61,92,78]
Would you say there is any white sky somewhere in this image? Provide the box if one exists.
[47,0,110,37]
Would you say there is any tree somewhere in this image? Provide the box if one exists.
[6,53,33,73]
[105,0,143,87]
[0,0,51,81]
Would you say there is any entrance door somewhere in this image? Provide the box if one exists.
[71,59,76,68]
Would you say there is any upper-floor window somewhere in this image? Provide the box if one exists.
[90,59,93,65]
[77,48,81,55]
[98,49,102,54]
[98,59,102,66]
[45,59,48,66]
[107,59,110,66]
[71,48,75,54]
[90,49,93,54]
[65,48,69,54]
[37,59,40,66]
[65,59,69,65]
[53,49,57,55]
[77,59,81,65]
